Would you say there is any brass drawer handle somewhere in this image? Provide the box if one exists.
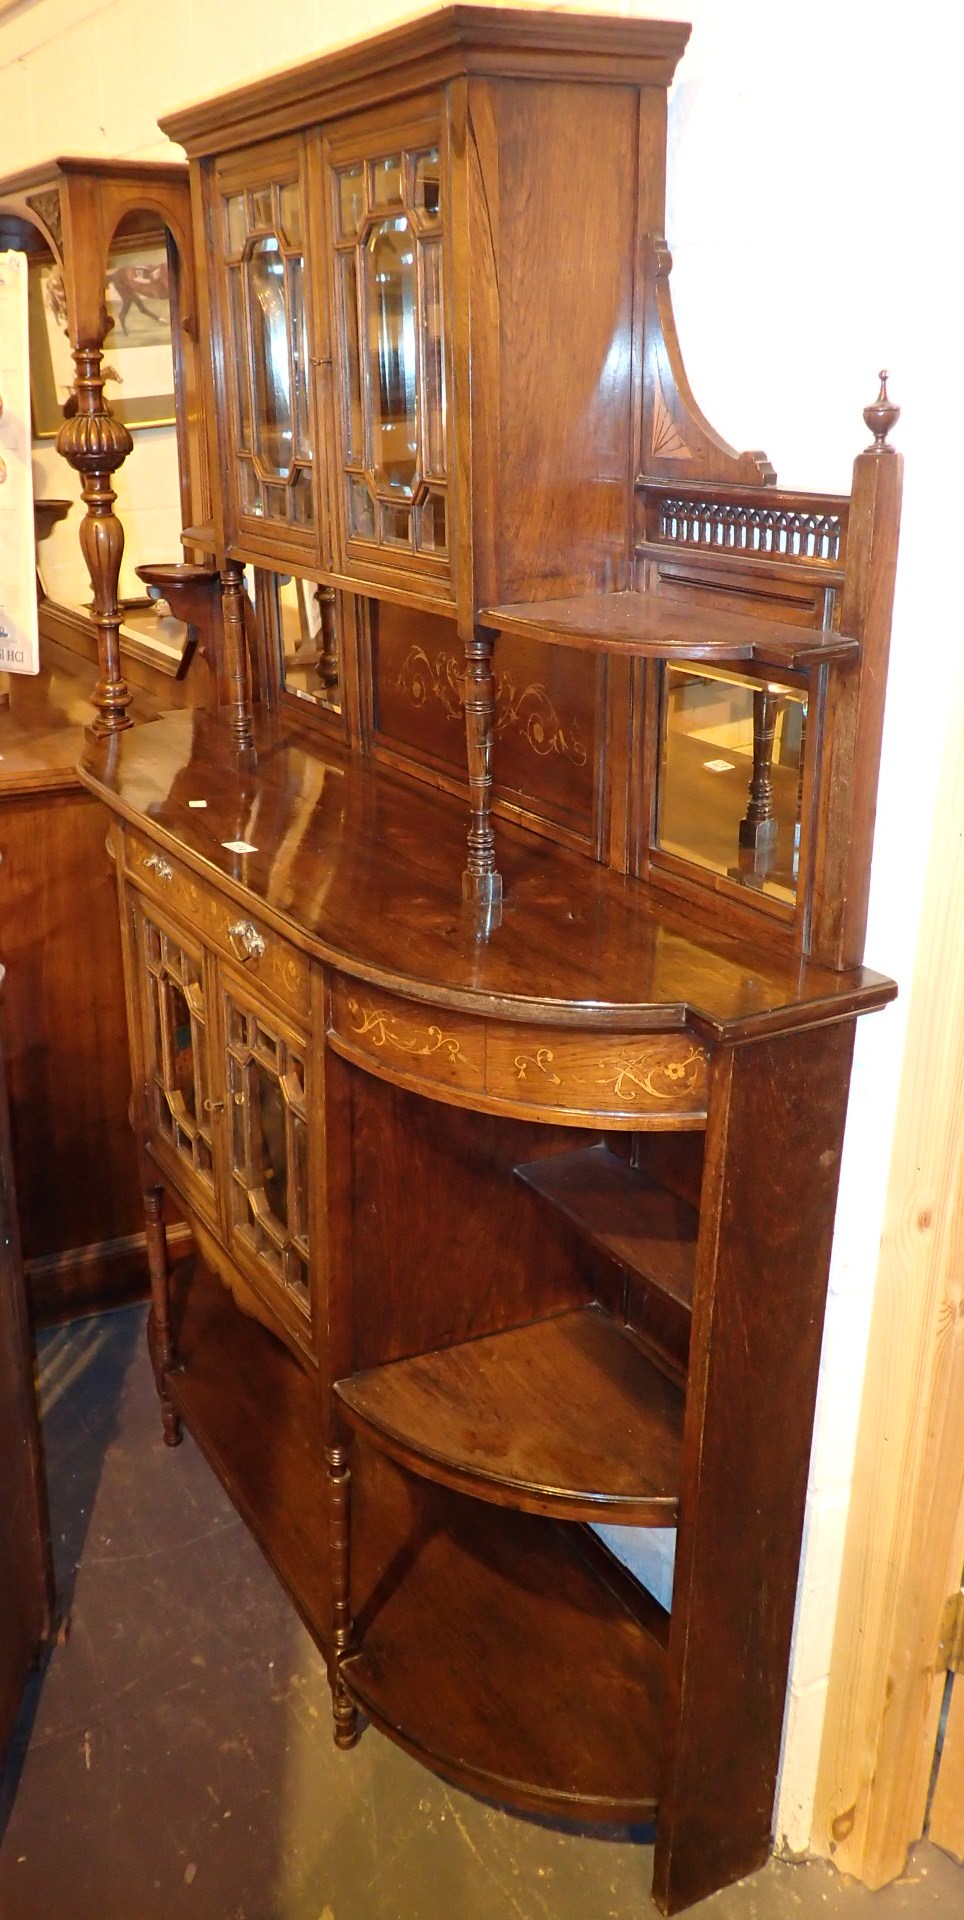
[144,852,174,881]
[228,918,265,964]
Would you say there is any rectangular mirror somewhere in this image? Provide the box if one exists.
[261,570,342,715]
[655,662,808,905]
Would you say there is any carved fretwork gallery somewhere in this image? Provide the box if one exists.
[71,12,902,1913]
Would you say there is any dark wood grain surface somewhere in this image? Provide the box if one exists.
[343,1444,668,1821]
[336,1302,684,1521]
[80,708,894,1039]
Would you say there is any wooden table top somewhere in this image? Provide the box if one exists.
[79,707,896,1040]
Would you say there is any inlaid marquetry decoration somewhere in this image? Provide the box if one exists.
[346,995,465,1063]
[600,1045,707,1105]
[224,991,311,1323]
[137,903,217,1202]
[641,234,775,487]
[513,1048,562,1086]
[395,645,588,768]
[651,375,688,461]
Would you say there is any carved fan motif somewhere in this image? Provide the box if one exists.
[651,378,688,460]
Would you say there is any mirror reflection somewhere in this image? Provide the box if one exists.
[656,664,807,905]
[270,572,341,713]
[247,235,293,476]
[366,215,418,494]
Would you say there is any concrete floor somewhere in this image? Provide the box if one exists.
[0,1305,958,1920]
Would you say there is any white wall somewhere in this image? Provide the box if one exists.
[3,0,957,1857]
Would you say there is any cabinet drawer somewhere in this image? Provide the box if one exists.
[124,828,309,1021]
[328,976,486,1098]
[485,1028,708,1126]
[329,974,708,1128]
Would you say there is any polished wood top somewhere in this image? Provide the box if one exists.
[79,709,895,1039]
[0,640,161,797]
[481,592,858,667]
[162,5,691,156]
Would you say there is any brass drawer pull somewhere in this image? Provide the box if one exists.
[228,918,266,964]
[144,852,174,881]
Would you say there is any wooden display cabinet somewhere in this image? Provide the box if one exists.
[78,10,902,1912]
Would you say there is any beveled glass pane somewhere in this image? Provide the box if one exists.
[293,1117,309,1240]
[238,459,260,515]
[656,663,806,906]
[228,1003,249,1047]
[264,482,288,518]
[380,501,412,546]
[366,216,417,495]
[256,1023,279,1061]
[230,1059,245,1168]
[421,238,446,480]
[288,1253,310,1310]
[290,470,313,527]
[226,193,247,255]
[255,1061,288,1228]
[145,920,161,964]
[250,185,273,228]
[339,253,362,463]
[170,982,195,1119]
[288,255,310,458]
[246,235,293,478]
[418,491,446,553]
[371,154,402,207]
[413,148,441,223]
[278,180,302,249]
[229,271,251,448]
[348,475,375,538]
[337,164,365,238]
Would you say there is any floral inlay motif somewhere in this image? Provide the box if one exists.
[599,1045,707,1104]
[513,1048,562,1086]
[395,646,588,767]
[346,996,465,1063]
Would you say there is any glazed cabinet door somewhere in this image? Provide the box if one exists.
[210,135,326,567]
[326,104,453,607]
[133,894,220,1224]
[221,975,313,1356]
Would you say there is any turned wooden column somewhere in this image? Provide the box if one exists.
[56,345,134,734]
[326,1442,359,1749]
[219,559,255,753]
[314,584,339,695]
[461,623,502,911]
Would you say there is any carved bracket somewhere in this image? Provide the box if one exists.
[640,236,776,488]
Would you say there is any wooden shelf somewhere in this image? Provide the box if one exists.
[166,1255,329,1650]
[343,1448,668,1823]
[480,590,858,667]
[515,1144,698,1309]
[335,1302,683,1522]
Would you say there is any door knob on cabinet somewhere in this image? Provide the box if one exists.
[144,853,174,881]
[227,919,265,963]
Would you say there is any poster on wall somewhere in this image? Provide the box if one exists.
[0,250,40,676]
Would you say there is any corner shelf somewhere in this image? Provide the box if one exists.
[480,589,858,667]
[342,1450,668,1823]
[514,1144,698,1309]
[335,1302,684,1523]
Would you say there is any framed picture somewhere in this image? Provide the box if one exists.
[27,238,176,439]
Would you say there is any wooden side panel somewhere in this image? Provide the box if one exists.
[371,599,599,844]
[654,1020,855,1914]
[0,1006,53,1758]
[346,1070,601,1369]
[0,789,142,1265]
[465,76,638,609]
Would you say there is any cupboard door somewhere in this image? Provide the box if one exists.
[135,896,219,1219]
[222,980,312,1343]
[327,108,453,604]
[212,136,324,565]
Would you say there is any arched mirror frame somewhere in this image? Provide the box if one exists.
[0,158,213,733]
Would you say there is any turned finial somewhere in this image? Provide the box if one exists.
[864,370,899,452]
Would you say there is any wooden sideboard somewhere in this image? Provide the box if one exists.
[76,9,902,1911]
